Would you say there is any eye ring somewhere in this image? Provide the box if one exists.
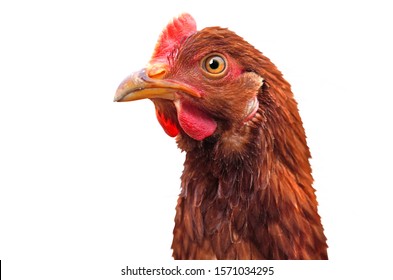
[201,54,227,77]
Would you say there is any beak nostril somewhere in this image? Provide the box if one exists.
[147,64,167,79]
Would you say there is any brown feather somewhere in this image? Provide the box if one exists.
[117,14,328,260]
[170,27,328,259]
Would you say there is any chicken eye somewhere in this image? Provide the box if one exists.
[202,54,227,76]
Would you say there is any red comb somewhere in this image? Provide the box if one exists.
[151,13,197,62]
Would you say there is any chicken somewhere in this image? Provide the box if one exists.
[114,13,328,260]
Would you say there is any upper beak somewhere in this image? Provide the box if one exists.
[114,67,201,102]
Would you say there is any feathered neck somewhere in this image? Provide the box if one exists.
[172,84,328,259]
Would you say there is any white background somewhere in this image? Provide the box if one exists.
[1,0,392,279]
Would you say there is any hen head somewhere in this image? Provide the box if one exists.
[114,13,289,147]
[115,14,328,260]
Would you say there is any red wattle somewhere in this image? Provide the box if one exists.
[155,109,179,137]
[176,100,217,141]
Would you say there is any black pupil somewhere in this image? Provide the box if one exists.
[209,58,220,70]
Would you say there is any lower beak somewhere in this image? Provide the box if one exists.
[114,68,200,102]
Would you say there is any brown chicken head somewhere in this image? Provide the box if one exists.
[114,13,270,142]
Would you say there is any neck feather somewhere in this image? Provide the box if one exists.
[173,85,328,259]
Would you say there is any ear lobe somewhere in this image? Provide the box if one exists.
[152,13,197,62]
[155,108,179,137]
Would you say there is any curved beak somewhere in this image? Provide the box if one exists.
[114,68,201,102]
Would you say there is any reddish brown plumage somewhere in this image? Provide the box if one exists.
[115,14,328,260]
